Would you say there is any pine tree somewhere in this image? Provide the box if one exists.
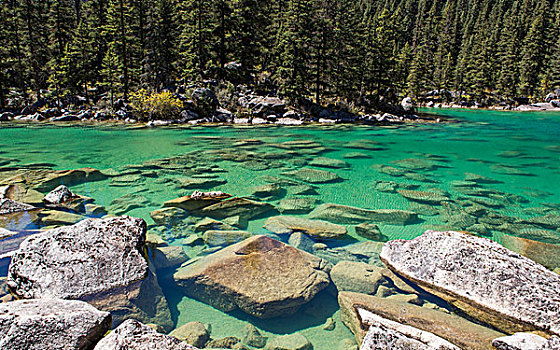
[519,2,547,98]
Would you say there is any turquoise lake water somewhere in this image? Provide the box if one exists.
[1,108,559,348]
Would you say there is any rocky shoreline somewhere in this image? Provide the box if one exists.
[0,88,449,127]
[1,163,560,349]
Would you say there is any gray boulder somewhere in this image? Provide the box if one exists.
[43,185,76,205]
[0,298,111,350]
[94,319,199,350]
[7,216,173,331]
[174,235,331,318]
[492,333,560,350]
[308,203,419,225]
[381,230,560,335]
[359,308,460,350]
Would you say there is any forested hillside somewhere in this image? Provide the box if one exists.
[1,0,559,110]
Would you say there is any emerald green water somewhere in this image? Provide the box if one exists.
[1,109,559,348]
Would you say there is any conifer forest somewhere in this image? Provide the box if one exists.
[1,0,560,109]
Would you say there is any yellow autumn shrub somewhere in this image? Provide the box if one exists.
[130,89,183,121]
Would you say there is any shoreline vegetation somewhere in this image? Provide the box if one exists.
[2,0,560,126]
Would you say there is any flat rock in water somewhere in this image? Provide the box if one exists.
[0,198,42,229]
[163,193,232,211]
[0,298,111,350]
[464,172,502,184]
[200,197,275,220]
[281,168,341,184]
[380,230,560,335]
[338,291,503,349]
[397,190,449,205]
[0,184,44,206]
[202,230,252,246]
[264,216,347,239]
[501,235,560,270]
[7,216,173,331]
[359,308,461,350]
[177,177,227,189]
[12,167,108,193]
[277,198,319,214]
[173,235,331,318]
[94,319,198,350]
[309,157,349,169]
[308,203,419,225]
[39,209,85,226]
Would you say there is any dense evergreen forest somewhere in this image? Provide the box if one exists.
[1,0,560,111]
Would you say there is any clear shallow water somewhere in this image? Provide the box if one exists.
[1,109,559,348]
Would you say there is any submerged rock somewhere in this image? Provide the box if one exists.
[242,324,268,348]
[309,157,349,169]
[308,203,419,225]
[200,197,275,220]
[173,235,331,318]
[202,230,252,246]
[0,298,111,350]
[7,216,173,331]
[163,192,232,211]
[150,246,189,270]
[277,198,319,214]
[264,333,312,350]
[169,321,209,348]
[380,230,560,335]
[354,223,387,241]
[397,189,449,205]
[94,319,199,350]
[281,168,341,184]
[264,215,347,239]
[501,235,560,270]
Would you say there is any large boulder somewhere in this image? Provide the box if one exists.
[359,308,460,350]
[308,203,419,225]
[94,319,199,350]
[264,215,347,239]
[380,230,560,335]
[492,333,560,350]
[173,235,331,318]
[0,298,111,350]
[338,292,503,349]
[7,216,173,331]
